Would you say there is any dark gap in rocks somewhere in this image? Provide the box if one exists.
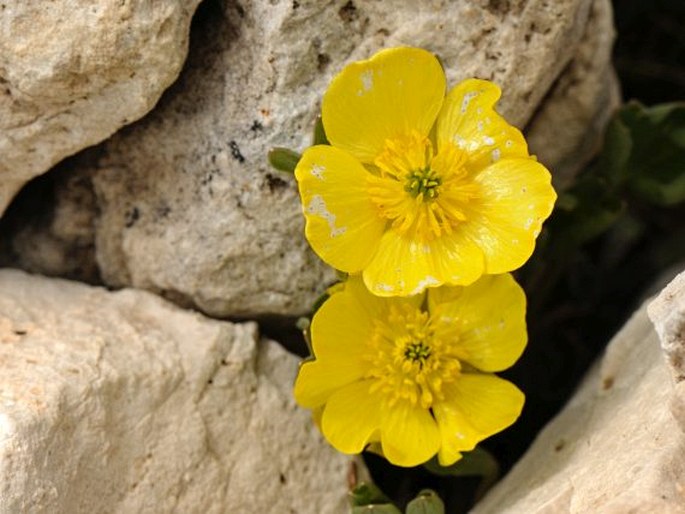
[158,288,198,311]
[0,173,53,266]
[364,452,482,513]
[0,149,103,285]
[612,0,685,104]
[146,0,240,124]
[152,285,310,358]
[254,314,308,358]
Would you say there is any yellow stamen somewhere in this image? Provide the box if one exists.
[364,304,462,409]
[367,132,480,241]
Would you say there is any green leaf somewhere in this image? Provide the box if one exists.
[613,101,685,206]
[310,290,330,316]
[554,192,579,212]
[424,448,499,479]
[268,147,301,173]
[313,115,330,145]
[547,174,625,251]
[597,114,632,187]
[423,447,500,500]
[631,169,685,206]
[405,490,445,514]
[349,482,392,507]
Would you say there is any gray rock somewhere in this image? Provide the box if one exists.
[0,0,202,215]
[0,269,351,514]
[471,270,685,514]
[649,270,685,384]
[525,0,621,189]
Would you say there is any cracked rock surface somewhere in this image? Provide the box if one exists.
[0,0,202,215]
[0,269,350,514]
[471,270,685,514]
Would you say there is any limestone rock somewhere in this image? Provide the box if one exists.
[0,269,350,514]
[525,0,621,189]
[0,0,202,215]
[648,270,685,383]
[471,270,685,514]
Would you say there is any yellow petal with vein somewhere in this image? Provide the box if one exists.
[467,157,556,273]
[435,79,529,171]
[433,374,524,466]
[342,274,424,320]
[380,400,441,467]
[428,274,527,372]
[362,228,484,297]
[323,47,445,163]
[294,283,375,408]
[321,380,383,455]
[295,145,386,273]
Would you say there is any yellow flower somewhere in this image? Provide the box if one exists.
[295,47,557,296]
[294,274,526,468]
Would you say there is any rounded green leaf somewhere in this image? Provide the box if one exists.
[268,147,301,173]
[406,490,445,514]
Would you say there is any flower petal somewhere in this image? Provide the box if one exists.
[380,400,441,467]
[294,359,364,410]
[428,230,485,287]
[433,374,524,466]
[466,158,556,273]
[294,283,375,408]
[428,274,527,372]
[435,79,529,171]
[311,278,376,355]
[362,228,484,297]
[321,380,383,455]
[295,145,387,273]
[342,274,424,320]
[322,47,446,163]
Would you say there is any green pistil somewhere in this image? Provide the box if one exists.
[404,341,432,366]
[405,168,441,199]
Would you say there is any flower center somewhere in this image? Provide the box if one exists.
[365,304,461,409]
[403,341,432,367]
[366,131,480,241]
[404,168,441,199]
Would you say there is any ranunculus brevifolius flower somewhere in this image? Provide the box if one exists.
[294,274,526,467]
[295,47,557,296]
